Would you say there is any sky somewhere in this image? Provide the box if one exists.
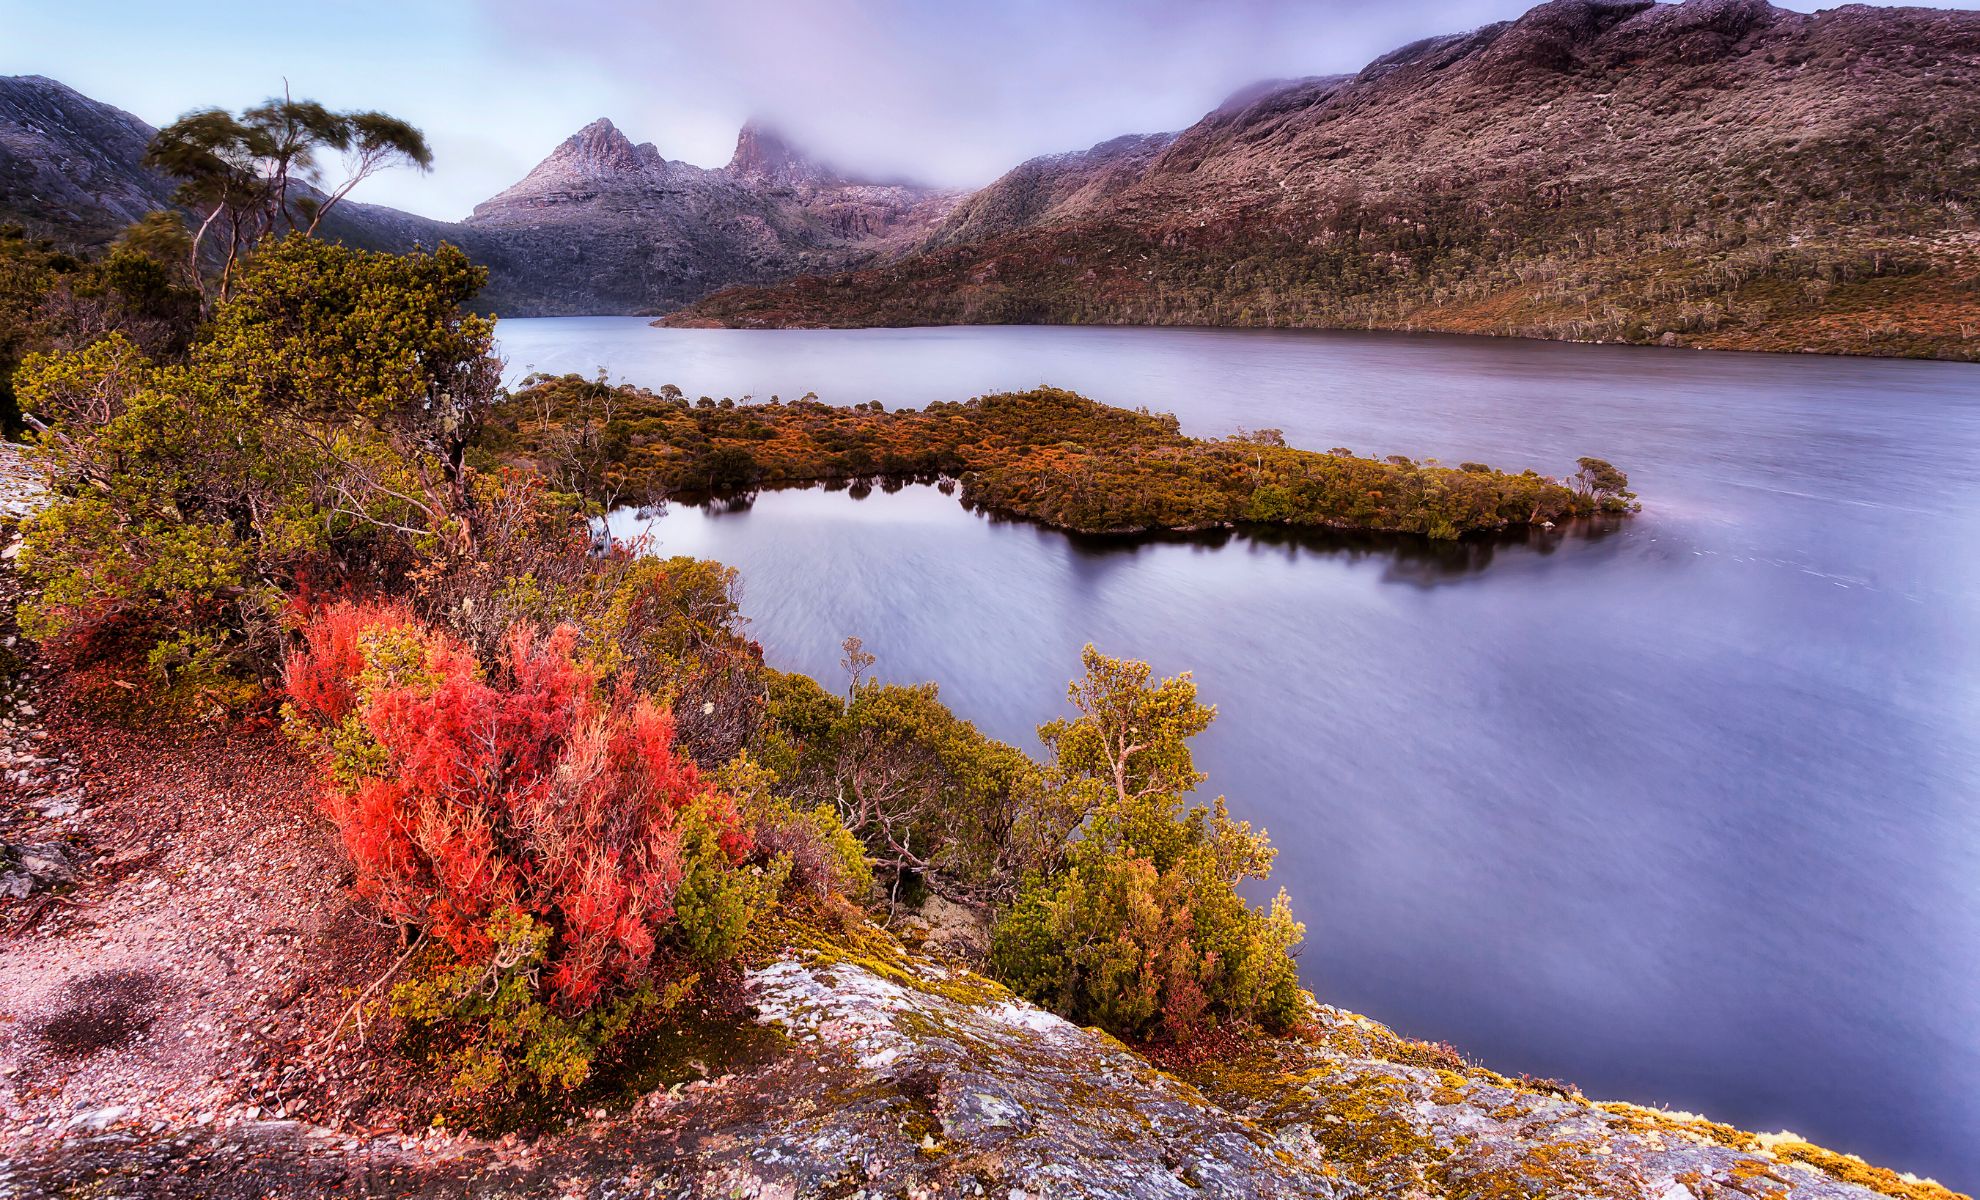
[5,0,1975,221]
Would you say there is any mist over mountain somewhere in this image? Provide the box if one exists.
[667,0,1980,358]
[456,117,960,314]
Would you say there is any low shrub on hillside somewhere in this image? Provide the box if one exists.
[283,600,785,1103]
[753,655,1047,899]
[992,794,1307,1043]
[15,237,499,711]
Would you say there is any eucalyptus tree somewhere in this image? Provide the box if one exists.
[144,95,432,303]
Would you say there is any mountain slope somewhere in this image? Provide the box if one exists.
[0,75,178,243]
[0,75,462,265]
[667,0,1980,359]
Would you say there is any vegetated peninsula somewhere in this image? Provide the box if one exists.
[493,377,1636,538]
[664,0,1980,360]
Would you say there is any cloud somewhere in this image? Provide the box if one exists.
[9,0,1978,216]
[472,0,1528,187]
[474,0,1980,191]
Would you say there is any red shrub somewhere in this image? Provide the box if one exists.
[282,597,412,729]
[285,601,753,1007]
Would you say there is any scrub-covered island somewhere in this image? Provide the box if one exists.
[493,374,1637,538]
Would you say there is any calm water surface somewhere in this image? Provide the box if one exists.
[499,318,1980,1186]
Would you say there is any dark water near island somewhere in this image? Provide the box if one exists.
[497,318,1980,1186]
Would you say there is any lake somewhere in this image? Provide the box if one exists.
[497,317,1980,1187]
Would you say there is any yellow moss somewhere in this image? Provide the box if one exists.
[1729,1156,1789,1196]
[748,898,1012,1009]
[1431,1138,1615,1199]
[1597,1101,1758,1151]
[1766,1140,1969,1200]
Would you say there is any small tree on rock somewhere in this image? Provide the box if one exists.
[991,647,1306,1043]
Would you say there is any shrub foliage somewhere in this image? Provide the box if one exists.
[991,647,1306,1043]
[284,600,772,1007]
[12,216,1331,1095]
[14,235,499,708]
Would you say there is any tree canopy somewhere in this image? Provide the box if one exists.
[145,95,431,302]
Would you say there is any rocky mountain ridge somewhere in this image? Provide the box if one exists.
[6,0,1977,348]
[0,75,178,243]
[459,116,960,313]
[667,0,1980,359]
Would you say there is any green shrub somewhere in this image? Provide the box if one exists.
[989,646,1307,1043]
[752,653,1044,896]
[15,237,499,707]
[991,795,1306,1042]
[715,750,875,904]
[389,909,684,1107]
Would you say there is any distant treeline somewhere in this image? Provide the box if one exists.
[489,377,1635,539]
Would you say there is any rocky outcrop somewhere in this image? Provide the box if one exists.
[3,949,1963,1198]
[0,76,177,243]
[470,118,674,215]
[0,841,74,899]
[460,117,960,315]
[726,121,831,188]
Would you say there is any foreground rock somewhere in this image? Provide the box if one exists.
[0,840,72,898]
[4,943,1963,1199]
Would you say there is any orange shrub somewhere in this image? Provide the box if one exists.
[284,600,757,1008]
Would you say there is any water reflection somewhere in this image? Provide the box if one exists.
[679,478,1633,586]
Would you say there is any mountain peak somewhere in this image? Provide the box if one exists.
[727,120,832,186]
[554,118,645,175]
[466,117,660,221]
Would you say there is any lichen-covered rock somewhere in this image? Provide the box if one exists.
[0,840,75,899]
[1185,1007,1964,1200]
[733,956,1327,1198]
[1,943,1962,1199]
